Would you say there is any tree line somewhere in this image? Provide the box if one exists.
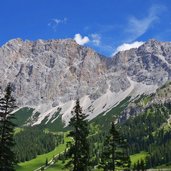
[0,84,130,171]
[14,127,64,162]
[1,84,171,170]
[65,99,131,171]
[120,102,171,169]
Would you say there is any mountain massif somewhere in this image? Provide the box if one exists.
[0,38,171,126]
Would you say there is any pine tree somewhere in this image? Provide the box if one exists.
[66,99,89,171]
[45,158,48,166]
[140,159,145,171]
[100,121,131,171]
[117,137,131,170]
[0,84,17,171]
[136,160,141,171]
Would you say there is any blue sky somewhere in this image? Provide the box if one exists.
[0,0,171,56]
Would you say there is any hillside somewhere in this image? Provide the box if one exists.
[1,38,171,128]
[1,38,170,170]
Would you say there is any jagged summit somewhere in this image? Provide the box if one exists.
[0,38,171,125]
[145,38,158,43]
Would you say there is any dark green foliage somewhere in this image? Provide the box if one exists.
[67,99,89,171]
[144,136,171,168]
[45,158,48,166]
[88,123,104,167]
[13,127,64,162]
[87,100,171,169]
[40,166,45,171]
[13,107,34,126]
[133,159,145,171]
[120,103,170,154]
[90,97,131,130]
[100,122,131,171]
[120,102,171,168]
[13,107,69,132]
[0,84,17,171]
[40,109,69,132]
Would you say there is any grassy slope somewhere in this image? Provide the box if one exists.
[46,160,70,171]
[45,97,133,171]
[13,96,131,132]
[14,107,34,126]
[16,132,71,171]
[46,162,104,171]
[15,82,171,170]
[45,151,149,171]
[14,97,132,171]
[130,151,148,165]
[42,97,131,132]
[14,127,23,135]
[90,96,131,130]
[156,164,171,169]
[14,106,67,132]
[41,114,68,132]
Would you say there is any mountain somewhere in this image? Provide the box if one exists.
[1,38,171,127]
[119,81,171,123]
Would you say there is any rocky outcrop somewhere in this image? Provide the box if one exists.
[112,39,171,85]
[0,38,171,125]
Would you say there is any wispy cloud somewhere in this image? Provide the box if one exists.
[74,33,90,45]
[91,34,101,46]
[110,5,166,56]
[48,17,67,31]
[125,4,166,41]
[112,41,144,56]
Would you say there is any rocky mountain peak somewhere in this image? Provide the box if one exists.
[145,38,159,44]
[0,38,171,125]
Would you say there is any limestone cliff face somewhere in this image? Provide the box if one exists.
[0,38,171,125]
[113,39,171,85]
[0,39,108,105]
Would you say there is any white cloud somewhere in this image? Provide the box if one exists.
[74,33,90,45]
[53,18,67,24]
[113,41,144,55]
[91,34,101,46]
[126,5,166,41]
[48,18,67,31]
[126,16,156,40]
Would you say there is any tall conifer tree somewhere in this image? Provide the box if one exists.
[0,84,17,171]
[67,99,89,171]
[100,121,130,171]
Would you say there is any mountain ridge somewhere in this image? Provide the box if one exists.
[0,38,171,126]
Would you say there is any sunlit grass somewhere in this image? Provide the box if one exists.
[130,151,148,165]
[16,132,71,171]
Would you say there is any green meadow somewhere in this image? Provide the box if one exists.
[16,133,71,171]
